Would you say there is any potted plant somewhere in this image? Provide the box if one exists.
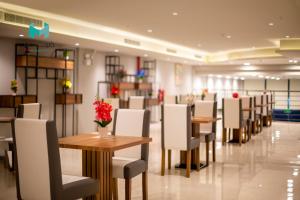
[10,79,18,95]
[201,88,208,100]
[116,68,127,81]
[93,100,112,137]
[62,79,72,93]
[136,69,145,82]
[232,92,239,98]
[111,86,119,98]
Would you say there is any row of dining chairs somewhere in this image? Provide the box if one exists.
[222,93,273,146]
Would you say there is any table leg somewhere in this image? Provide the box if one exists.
[82,150,113,200]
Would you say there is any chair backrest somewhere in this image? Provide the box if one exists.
[164,95,178,104]
[103,98,120,132]
[112,109,150,161]
[262,94,268,116]
[13,119,63,200]
[203,92,217,101]
[267,93,273,111]
[129,96,145,109]
[162,104,192,150]
[194,100,217,133]
[17,103,41,119]
[222,98,242,129]
[255,95,263,114]
[241,96,252,120]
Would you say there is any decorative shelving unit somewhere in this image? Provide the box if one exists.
[11,43,82,137]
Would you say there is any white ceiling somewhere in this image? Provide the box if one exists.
[1,0,300,53]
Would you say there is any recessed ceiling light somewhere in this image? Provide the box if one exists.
[268,22,275,26]
[226,35,232,39]
[172,12,178,16]
[75,43,79,46]
[243,62,251,66]
[294,60,298,64]
[285,35,290,38]
[226,76,231,79]
[114,49,119,52]
[258,75,264,78]
[19,34,24,37]
[147,29,153,33]
[240,77,245,80]
[276,77,280,80]
[234,76,239,80]
[144,54,148,57]
[271,77,275,79]
[289,59,294,63]
[265,76,270,79]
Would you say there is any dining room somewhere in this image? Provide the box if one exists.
[0,1,300,200]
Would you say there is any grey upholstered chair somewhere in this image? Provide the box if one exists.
[194,100,217,166]
[111,109,151,200]
[203,92,217,101]
[128,96,146,109]
[241,96,252,141]
[222,98,247,146]
[255,95,263,133]
[161,104,200,178]
[4,103,42,170]
[13,119,99,200]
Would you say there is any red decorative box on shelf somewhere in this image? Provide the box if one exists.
[55,94,83,105]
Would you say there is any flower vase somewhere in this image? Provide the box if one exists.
[98,126,108,138]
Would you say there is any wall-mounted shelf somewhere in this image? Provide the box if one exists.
[0,95,37,108]
[55,94,83,105]
[16,55,74,70]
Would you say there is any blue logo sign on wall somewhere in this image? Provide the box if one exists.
[28,22,49,39]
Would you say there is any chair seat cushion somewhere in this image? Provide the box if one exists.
[62,175,99,199]
[112,157,147,179]
[189,137,200,150]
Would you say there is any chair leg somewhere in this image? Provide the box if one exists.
[112,178,118,200]
[186,150,191,178]
[161,149,165,176]
[195,147,200,171]
[125,179,132,200]
[206,142,209,166]
[239,128,242,146]
[212,140,216,162]
[168,150,171,170]
[142,172,148,200]
[222,128,227,145]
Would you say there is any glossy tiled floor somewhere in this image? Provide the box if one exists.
[1,121,300,200]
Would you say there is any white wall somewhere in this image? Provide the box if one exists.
[244,79,265,90]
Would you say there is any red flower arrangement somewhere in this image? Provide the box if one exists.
[93,100,113,127]
[232,92,239,98]
[111,86,119,97]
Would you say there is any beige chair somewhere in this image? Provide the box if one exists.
[164,95,178,104]
[194,100,217,165]
[267,93,273,126]
[103,98,120,132]
[111,109,150,200]
[222,98,247,146]
[161,104,200,178]
[241,96,252,141]
[203,92,217,101]
[255,95,263,133]
[13,119,99,200]
[129,96,145,109]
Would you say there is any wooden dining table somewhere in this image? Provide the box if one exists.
[59,133,152,200]
[176,116,221,170]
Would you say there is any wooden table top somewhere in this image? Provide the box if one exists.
[192,117,221,124]
[59,133,152,152]
[0,117,14,123]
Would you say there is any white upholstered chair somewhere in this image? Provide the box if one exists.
[255,95,263,133]
[129,96,146,109]
[164,95,178,104]
[4,103,42,171]
[111,109,151,200]
[13,119,99,200]
[161,104,200,177]
[194,100,217,165]
[103,98,120,132]
[203,92,217,101]
[241,96,252,141]
[222,98,247,146]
